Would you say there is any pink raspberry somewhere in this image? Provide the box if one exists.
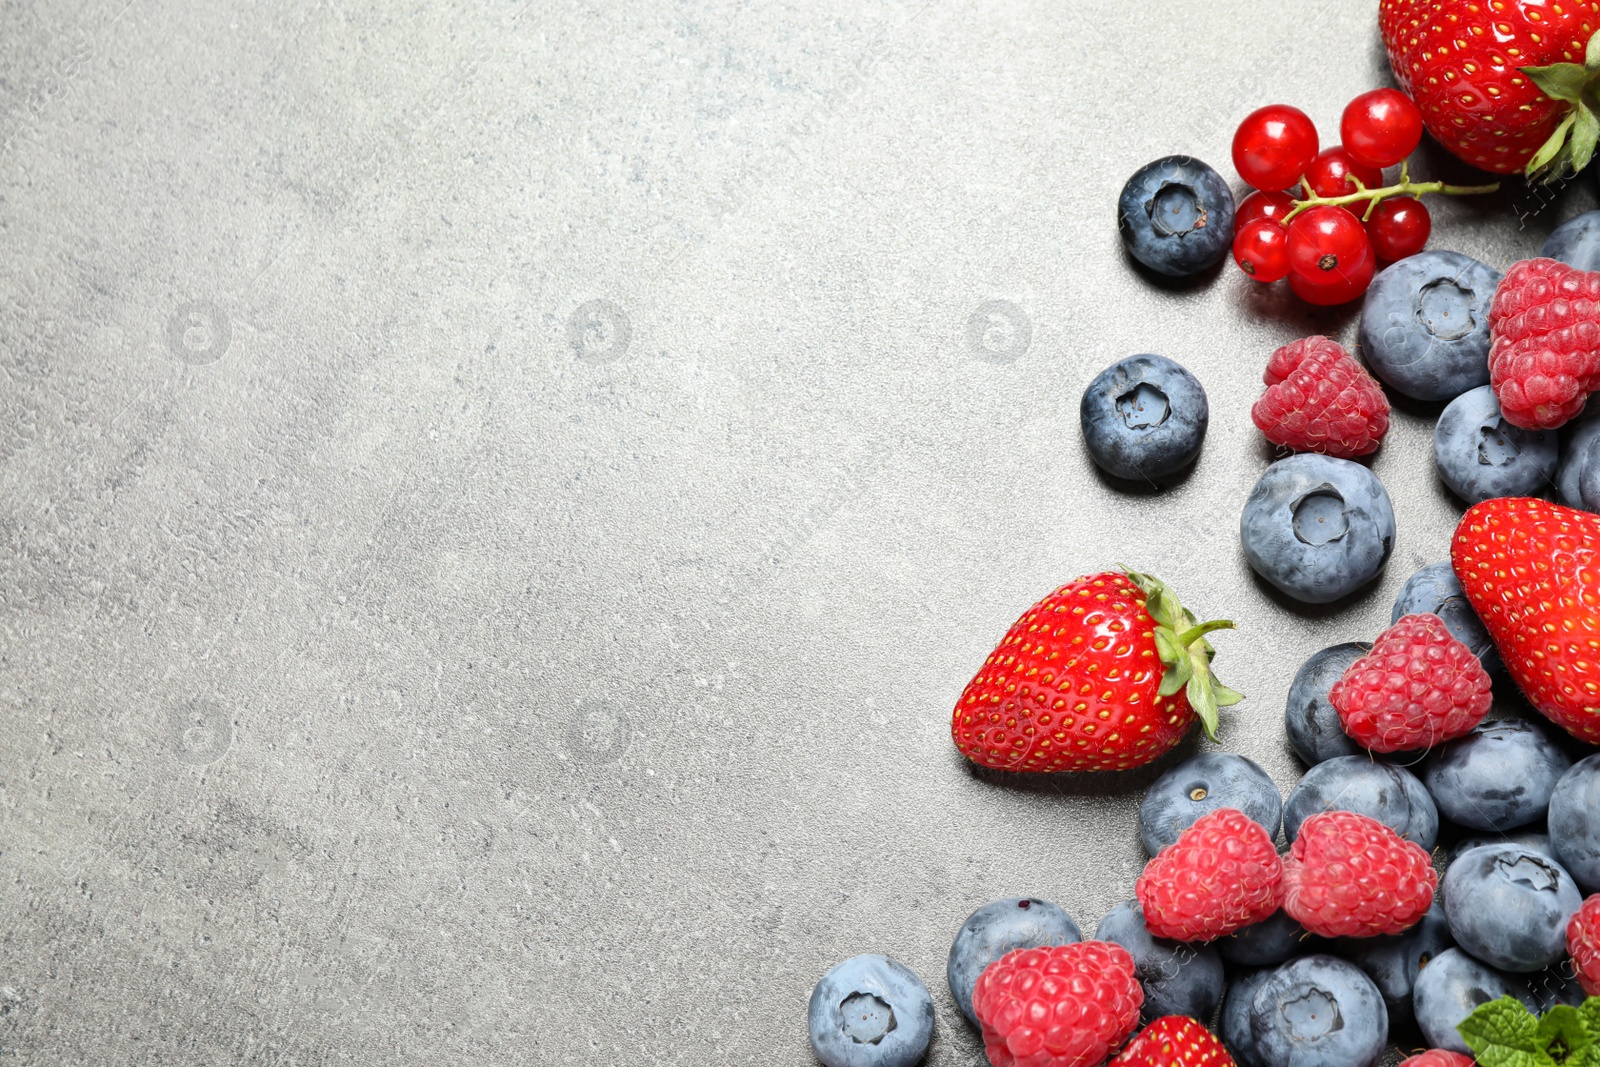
[972,941,1143,1067]
[1251,335,1391,458]
[1282,810,1437,937]
[1135,808,1284,942]
[1398,1053,1475,1067]
[1568,893,1600,997]
[1329,612,1493,752]
[1489,257,1600,430]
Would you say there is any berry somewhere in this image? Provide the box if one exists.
[808,955,935,1067]
[1488,257,1600,430]
[1232,105,1319,193]
[1138,751,1282,856]
[1442,843,1583,973]
[972,942,1142,1067]
[1239,454,1396,604]
[1423,718,1573,832]
[1364,196,1429,261]
[1080,355,1209,482]
[1119,157,1236,277]
[1335,899,1453,1031]
[1392,561,1501,678]
[1412,947,1537,1055]
[1543,208,1600,272]
[1358,250,1501,401]
[1219,968,1270,1067]
[950,570,1240,773]
[1434,384,1560,504]
[1451,497,1600,744]
[1216,909,1317,968]
[1568,894,1600,996]
[1251,336,1390,459]
[1380,2,1600,176]
[1454,829,1554,865]
[1329,614,1491,753]
[1281,810,1437,938]
[1095,901,1224,1024]
[1283,756,1439,851]
[948,899,1082,1027]
[1556,401,1600,507]
[1583,438,1600,513]
[1341,89,1425,169]
[1399,1053,1475,1067]
[1302,147,1383,205]
[1549,755,1600,895]
[1109,1015,1236,1067]
[1288,248,1375,306]
[1287,206,1374,288]
[1285,643,1369,765]
[1232,218,1289,283]
[1135,808,1284,943]
[1235,190,1295,227]
[1241,955,1389,1067]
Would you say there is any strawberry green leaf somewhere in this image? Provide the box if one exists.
[1589,27,1600,69]
[1213,683,1245,707]
[1121,567,1241,743]
[1528,111,1579,178]
[1571,104,1599,174]
[1158,658,1191,698]
[1523,61,1592,104]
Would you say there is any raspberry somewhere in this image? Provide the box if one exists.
[1328,612,1493,753]
[1282,810,1437,938]
[1398,1053,1475,1067]
[972,941,1142,1067]
[1488,258,1600,430]
[1567,893,1600,997]
[1135,808,1284,942]
[1251,335,1390,458]
[1109,1015,1236,1066]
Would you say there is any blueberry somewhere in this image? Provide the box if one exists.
[1556,401,1600,508]
[1548,753,1600,894]
[1333,898,1452,1031]
[1117,156,1235,277]
[1283,755,1439,851]
[1582,440,1600,512]
[1217,909,1319,968]
[1095,900,1225,1024]
[1412,947,1537,1054]
[946,898,1080,1027]
[1138,751,1282,855]
[1221,967,1271,1067]
[1423,719,1573,831]
[1244,955,1388,1067]
[1080,354,1210,481]
[1240,454,1397,604]
[1454,829,1554,864]
[1285,643,1370,765]
[808,954,935,1067]
[1357,250,1502,402]
[1392,561,1503,677]
[1433,385,1559,503]
[1541,209,1600,271]
[1442,844,1584,972]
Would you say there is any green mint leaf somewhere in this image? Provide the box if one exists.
[1523,61,1591,103]
[1534,1003,1600,1065]
[1458,996,1551,1067]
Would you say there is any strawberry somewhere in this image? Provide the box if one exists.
[1451,497,1600,744]
[950,570,1241,773]
[1379,1,1600,179]
[1109,1015,1237,1067]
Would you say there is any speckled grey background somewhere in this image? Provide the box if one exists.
[1,1,1595,1064]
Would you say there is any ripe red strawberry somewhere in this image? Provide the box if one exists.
[1568,893,1600,996]
[1380,2,1600,178]
[1109,1015,1236,1067]
[1329,612,1492,753]
[1281,810,1437,938]
[1451,498,1600,744]
[1488,258,1600,431]
[1399,1053,1475,1067]
[1250,336,1390,459]
[1135,808,1284,942]
[951,570,1241,773]
[973,941,1143,1067]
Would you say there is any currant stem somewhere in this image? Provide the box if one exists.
[1280,159,1499,225]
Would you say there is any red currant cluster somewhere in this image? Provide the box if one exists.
[1229,90,1495,306]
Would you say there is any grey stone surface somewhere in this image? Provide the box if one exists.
[0,1,1594,1064]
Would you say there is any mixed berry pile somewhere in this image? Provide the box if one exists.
[808,3,1600,1066]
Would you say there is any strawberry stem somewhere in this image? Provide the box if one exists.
[1279,160,1499,225]
[1120,567,1243,745]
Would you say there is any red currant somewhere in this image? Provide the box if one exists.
[1232,105,1320,192]
[1365,196,1431,261]
[1235,190,1297,228]
[1233,218,1290,282]
[1340,89,1424,170]
[1302,147,1384,214]
[1287,206,1373,285]
[1288,244,1375,304]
